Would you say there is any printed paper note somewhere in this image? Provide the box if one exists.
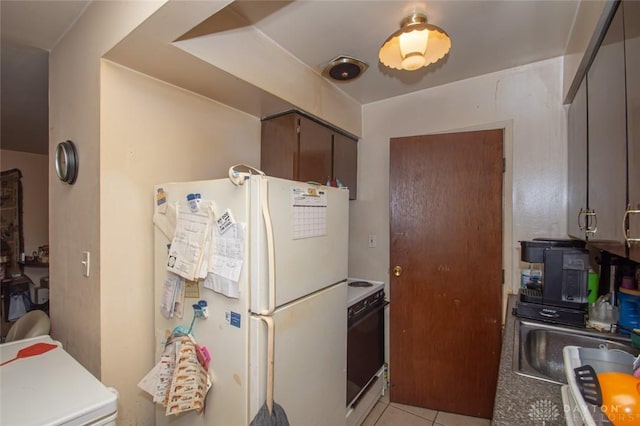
[204,223,245,298]
[167,201,214,281]
[160,272,183,319]
[292,187,328,239]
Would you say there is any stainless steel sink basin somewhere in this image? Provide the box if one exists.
[513,319,637,384]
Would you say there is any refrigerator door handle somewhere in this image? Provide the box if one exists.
[258,315,275,414]
[228,164,264,186]
[260,176,277,315]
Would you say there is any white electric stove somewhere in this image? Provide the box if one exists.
[347,278,385,307]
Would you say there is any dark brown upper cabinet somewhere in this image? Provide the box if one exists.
[261,111,358,200]
[567,78,589,240]
[567,1,640,262]
[586,3,626,255]
[624,0,640,262]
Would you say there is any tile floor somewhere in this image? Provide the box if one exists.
[362,393,491,426]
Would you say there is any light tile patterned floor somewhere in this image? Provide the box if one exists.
[362,394,492,426]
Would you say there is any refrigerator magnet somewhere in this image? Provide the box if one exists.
[156,188,167,207]
[156,188,168,215]
[225,311,241,328]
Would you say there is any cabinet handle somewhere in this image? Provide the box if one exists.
[578,208,589,231]
[623,205,640,247]
[585,209,598,235]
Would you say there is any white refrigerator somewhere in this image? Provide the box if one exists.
[152,171,348,425]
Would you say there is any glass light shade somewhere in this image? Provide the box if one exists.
[379,13,451,71]
[401,53,427,71]
[399,28,429,58]
[399,28,429,70]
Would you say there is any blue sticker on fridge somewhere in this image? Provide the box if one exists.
[226,311,241,328]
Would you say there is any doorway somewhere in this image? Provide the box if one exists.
[389,129,503,419]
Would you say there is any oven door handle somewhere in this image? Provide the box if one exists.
[350,303,371,317]
[348,301,389,329]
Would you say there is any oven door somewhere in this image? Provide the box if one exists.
[347,300,387,406]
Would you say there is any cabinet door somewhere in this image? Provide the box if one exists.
[587,5,627,249]
[625,0,640,261]
[567,78,588,240]
[298,116,333,184]
[332,133,357,200]
[261,114,298,180]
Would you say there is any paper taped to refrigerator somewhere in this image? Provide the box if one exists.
[292,187,328,239]
[204,223,245,298]
[167,201,214,281]
[160,272,184,319]
[153,203,176,239]
[211,223,244,281]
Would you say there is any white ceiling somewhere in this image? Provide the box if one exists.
[224,0,580,104]
[1,0,581,154]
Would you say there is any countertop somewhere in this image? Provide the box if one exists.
[492,295,566,426]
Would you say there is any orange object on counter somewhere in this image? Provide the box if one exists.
[597,372,640,426]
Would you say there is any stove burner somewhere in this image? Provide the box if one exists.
[349,281,372,288]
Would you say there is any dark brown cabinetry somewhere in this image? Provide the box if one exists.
[625,0,640,262]
[567,78,589,240]
[567,1,640,262]
[261,111,358,199]
[586,4,627,254]
[332,132,358,200]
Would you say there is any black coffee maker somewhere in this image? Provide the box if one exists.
[514,238,590,326]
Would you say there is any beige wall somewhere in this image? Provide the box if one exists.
[100,60,260,422]
[1,150,49,284]
[353,57,568,303]
[50,1,261,422]
[48,1,166,423]
[46,1,348,423]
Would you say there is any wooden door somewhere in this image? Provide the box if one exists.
[389,129,503,419]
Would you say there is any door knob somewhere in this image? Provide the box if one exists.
[393,266,403,277]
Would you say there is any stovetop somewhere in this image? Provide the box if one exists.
[347,278,385,307]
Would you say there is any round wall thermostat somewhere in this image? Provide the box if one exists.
[55,140,78,184]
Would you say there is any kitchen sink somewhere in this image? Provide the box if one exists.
[513,318,637,384]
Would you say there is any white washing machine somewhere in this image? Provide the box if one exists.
[0,335,118,425]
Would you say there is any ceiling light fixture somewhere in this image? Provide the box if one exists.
[379,12,451,71]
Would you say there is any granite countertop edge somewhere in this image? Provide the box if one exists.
[491,294,566,426]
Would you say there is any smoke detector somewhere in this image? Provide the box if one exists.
[322,56,368,82]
